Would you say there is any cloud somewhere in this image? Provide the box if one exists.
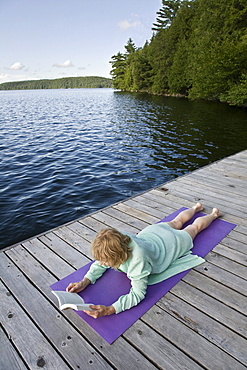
[8,62,25,70]
[0,73,9,82]
[0,73,27,83]
[118,19,141,31]
[52,59,74,68]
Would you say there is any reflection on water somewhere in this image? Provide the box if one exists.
[0,88,246,249]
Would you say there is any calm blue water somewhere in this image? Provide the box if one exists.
[1,88,247,249]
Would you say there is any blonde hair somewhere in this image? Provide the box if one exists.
[91,228,132,269]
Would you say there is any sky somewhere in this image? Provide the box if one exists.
[0,0,161,84]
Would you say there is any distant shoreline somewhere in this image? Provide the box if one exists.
[0,76,112,91]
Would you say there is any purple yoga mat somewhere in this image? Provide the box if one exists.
[51,208,236,344]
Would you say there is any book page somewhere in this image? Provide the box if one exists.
[52,290,84,305]
[52,290,94,310]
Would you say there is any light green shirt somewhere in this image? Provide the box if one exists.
[85,223,204,314]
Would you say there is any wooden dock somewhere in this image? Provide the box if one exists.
[1,149,247,370]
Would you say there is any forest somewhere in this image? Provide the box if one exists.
[0,76,112,90]
[110,0,247,107]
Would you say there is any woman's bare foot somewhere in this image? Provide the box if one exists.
[193,202,204,213]
[212,208,222,219]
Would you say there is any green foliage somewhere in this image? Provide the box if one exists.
[132,47,153,91]
[0,76,112,91]
[152,0,183,31]
[186,0,247,101]
[220,74,247,106]
[124,38,137,54]
[110,0,247,107]
[110,52,126,89]
[110,38,139,91]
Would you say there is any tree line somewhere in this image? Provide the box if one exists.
[110,0,247,106]
[0,76,112,90]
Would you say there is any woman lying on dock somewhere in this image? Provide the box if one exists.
[66,203,221,318]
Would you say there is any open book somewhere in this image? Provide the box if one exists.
[52,290,94,311]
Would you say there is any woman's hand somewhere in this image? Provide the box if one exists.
[84,305,116,318]
[66,277,91,293]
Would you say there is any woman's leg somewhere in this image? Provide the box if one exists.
[184,208,222,240]
[167,202,204,230]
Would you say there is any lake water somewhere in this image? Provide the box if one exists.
[1,88,247,249]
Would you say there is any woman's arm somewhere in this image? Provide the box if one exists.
[84,277,148,318]
[83,277,148,318]
[84,261,109,284]
[111,254,152,314]
[112,276,148,314]
[85,304,116,318]
[66,277,91,293]
[66,261,109,293]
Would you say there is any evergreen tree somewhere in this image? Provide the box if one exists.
[124,38,137,54]
[187,0,247,103]
[131,43,153,91]
[152,0,182,31]
[109,0,247,106]
[148,30,170,93]
[110,52,126,89]
[166,1,196,94]
[0,76,113,90]
[123,38,137,90]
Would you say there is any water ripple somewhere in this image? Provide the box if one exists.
[0,89,247,249]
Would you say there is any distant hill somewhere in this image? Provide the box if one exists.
[0,76,113,90]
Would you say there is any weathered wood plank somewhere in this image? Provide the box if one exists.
[66,221,97,243]
[171,280,247,338]
[142,305,246,370]
[194,261,247,296]
[213,243,247,266]
[53,226,91,255]
[189,170,247,193]
[205,251,247,280]
[176,178,247,209]
[91,211,140,234]
[220,234,247,255]
[123,197,167,219]
[21,238,75,278]
[123,320,203,370]
[164,170,244,192]
[1,149,247,370]
[183,269,247,316]
[190,164,247,183]
[0,253,113,370]
[165,180,246,215]
[79,216,112,233]
[0,280,71,370]
[159,189,247,226]
[4,241,158,370]
[215,157,247,168]
[103,207,150,230]
[39,232,90,269]
[0,325,28,370]
[230,227,247,241]
[159,292,247,366]
[62,311,158,370]
[139,191,180,212]
[204,167,247,180]
[113,202,159,224]
[144,188,246,231]
[164,178,246,209]
[152,190,207,215]
[5,245,60,295]
[234,224,247,236]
